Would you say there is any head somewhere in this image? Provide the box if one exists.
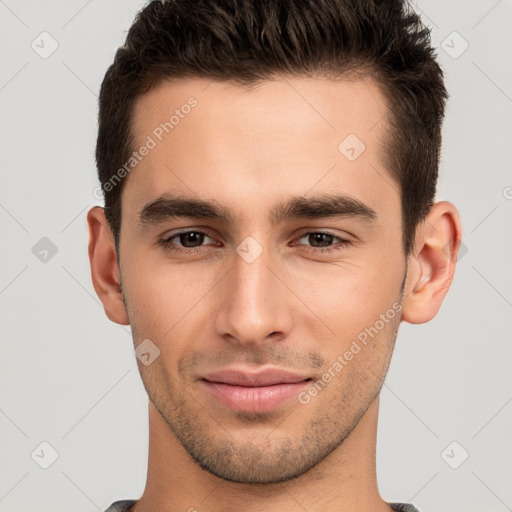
[96,0,448,259]
[88,0,461,484]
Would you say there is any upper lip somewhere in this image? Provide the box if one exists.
[200,367,311,387]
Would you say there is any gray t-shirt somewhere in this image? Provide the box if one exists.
[104,499,421,511]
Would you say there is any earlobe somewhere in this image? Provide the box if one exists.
[86,206,130,326]
[401,201,462,324]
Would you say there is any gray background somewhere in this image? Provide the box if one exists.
[1,1,511,511]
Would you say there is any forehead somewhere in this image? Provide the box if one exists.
[123,74,395,224]
[131,74,389,145]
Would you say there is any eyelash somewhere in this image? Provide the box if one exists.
[157,229,352,255]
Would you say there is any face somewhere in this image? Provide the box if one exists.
[117,75,407,483]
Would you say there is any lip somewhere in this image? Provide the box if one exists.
[200,367,311,387]
[198,367,312,413]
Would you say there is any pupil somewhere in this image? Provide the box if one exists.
[181,232,204,248]
[178,233,334,249]
[311,233,333,247]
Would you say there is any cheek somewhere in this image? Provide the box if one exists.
[123,238,404,349]
[122,253,220,341]
[286,255,403,346]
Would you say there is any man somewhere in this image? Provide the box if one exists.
[87,0,462,511]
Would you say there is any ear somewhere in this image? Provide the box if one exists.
[401,201,462,324]
[86,206,129,325]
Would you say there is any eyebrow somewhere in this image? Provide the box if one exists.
[138,193,377,229]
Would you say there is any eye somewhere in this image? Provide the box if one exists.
[158,230,218,254]
[158,229,352,255]
[294,231,352,253]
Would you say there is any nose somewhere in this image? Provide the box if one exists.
[214,244,293,348]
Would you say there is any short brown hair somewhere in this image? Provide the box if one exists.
[96,0,448,257]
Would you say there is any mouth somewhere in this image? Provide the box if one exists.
[198,367,313,413]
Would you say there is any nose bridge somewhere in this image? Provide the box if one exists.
[215,240,291,345]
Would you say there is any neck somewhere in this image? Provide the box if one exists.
[130,396,392,512]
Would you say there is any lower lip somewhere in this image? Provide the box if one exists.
[200,379,311,413]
